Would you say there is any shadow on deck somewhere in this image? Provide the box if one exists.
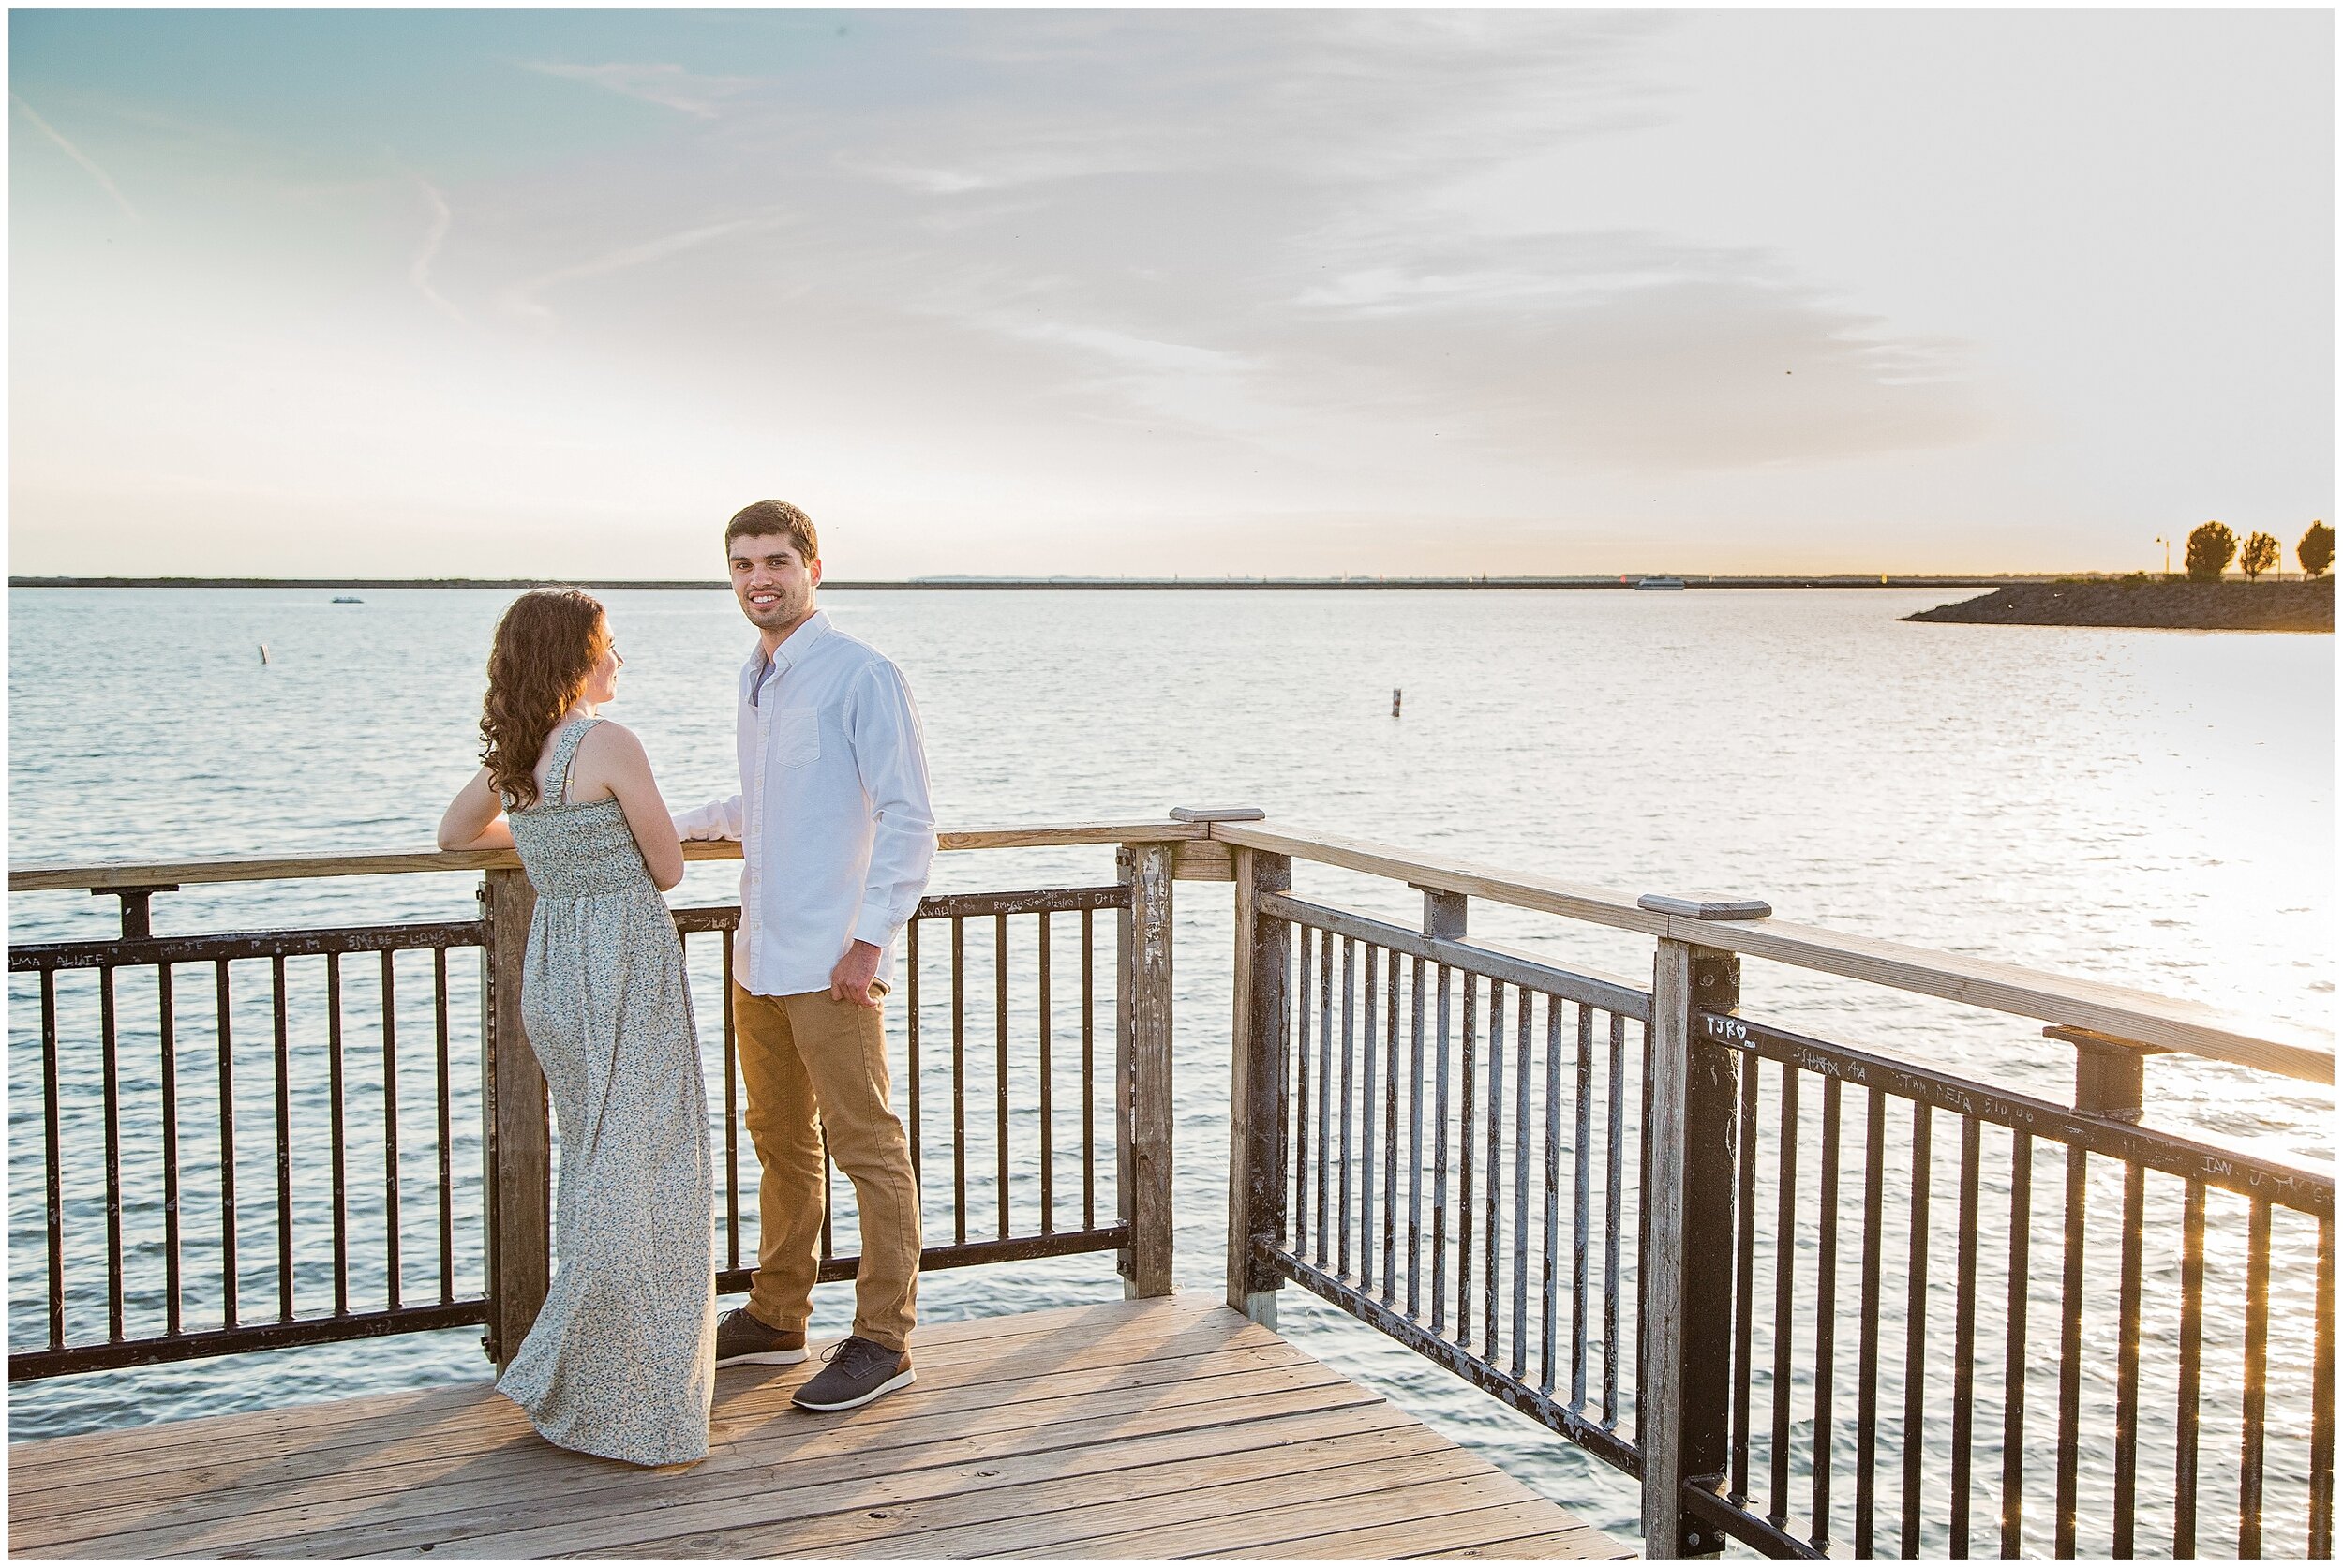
[8,1293,1628,1559]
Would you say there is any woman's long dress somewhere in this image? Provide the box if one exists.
[496,718,715,1466]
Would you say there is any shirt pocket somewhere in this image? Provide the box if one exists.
[771,707,823,769]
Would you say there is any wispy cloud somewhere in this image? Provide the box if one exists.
[409,180,464,323]
[12,95,139,221]
[498,217,773,323]
[522,60,760,120]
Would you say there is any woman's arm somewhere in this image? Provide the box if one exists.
[583,724,688,891]
[438,767,515,850]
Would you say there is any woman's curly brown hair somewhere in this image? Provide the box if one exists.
[480,590,608,811]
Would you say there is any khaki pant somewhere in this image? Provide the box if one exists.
[732,985,921,1351]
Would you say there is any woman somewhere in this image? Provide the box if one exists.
[438,590,714,1467]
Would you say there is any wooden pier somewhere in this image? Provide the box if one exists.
[8,1293,1623,1559]
[9,818,2333,1557]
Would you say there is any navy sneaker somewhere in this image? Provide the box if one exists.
[714,1307,807,1367]
[791,1335,915,1411]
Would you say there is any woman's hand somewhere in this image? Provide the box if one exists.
[438,767,514,850]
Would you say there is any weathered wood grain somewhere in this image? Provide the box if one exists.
[1121,843,1176,1297]
[8,823,1206,892]
[10,1293,1619,1561]
[1210,822,2332,1083]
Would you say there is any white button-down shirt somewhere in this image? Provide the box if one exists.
[673,611,936,997]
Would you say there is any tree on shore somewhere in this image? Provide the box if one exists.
[2240,531,2279,581]
[2185,521,2237,581]
[2301,521,2334,578]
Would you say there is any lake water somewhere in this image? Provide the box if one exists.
[8,587,2333,1550]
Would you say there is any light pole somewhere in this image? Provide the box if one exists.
[2156,535,2171,576]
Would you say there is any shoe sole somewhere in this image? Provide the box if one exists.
[716,1349,809,1367]
[792,1367,916,1411]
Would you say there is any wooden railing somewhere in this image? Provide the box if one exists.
[1219,824,2334,1560]
[12,815,2334,1558]
[7,823,1221,1381]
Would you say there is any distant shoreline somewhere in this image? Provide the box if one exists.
[1907,578,2333,632]
[15,574,2031,590]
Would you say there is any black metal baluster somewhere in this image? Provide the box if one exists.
[1454,971,1473,1340]
[1855,1085,1886,1558]
[2312,1213,2335,1561]
[159,963,183,1334]
[1408,955,1425,1320]
[1731,1038,1759,1508]
[2174,1178,2205,1559]
[2001,1130,2032,1559]
[821,1145,835,1259]
[1485,979,1505,1360]
[1950,1114,1979,1559]
[101,966,125,1341]
[326,953,346,1318]
[1295,928,1313,1258]
[1038,911,1052,1233]
[1082,909,1096,1232]
[1317,929,1334,1270]
[1511,984,1531,1380]
[1604,1010,1624,1428]
[2113,1160,2145,1559]
[1359,945,1378,1287]
[1813,1074,1842,1551]
[433,948,453,1303]
[216,960,238,1328]
[2240,1198,2271,1560]
[995,912,1009,1240]
[1572,1002,1592,1410]
[1337,937,1355,1279]
[41,969,63,1349]
[1540,993,1561,1395]
[2056,1144,2088,1559]
[270,957,292,1322]
[1770,1062,1799,1527]
[1378,947,1396,1303]
[723,938,740,1271]
[1433,963,1453,1337]
[951,918,966,1246]
[381,950,400,1311]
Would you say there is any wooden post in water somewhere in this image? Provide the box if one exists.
[480,868,550,1369]
[1117,843,1176,1298]
[1644,936,1742,1559]
[1228,846,1293,1325]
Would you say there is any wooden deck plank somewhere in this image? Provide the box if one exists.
[13,1351,1349,1547]
[9,1293,1223,1487]
[1249,1501,1616,1560]
[87,1377,1380,1558]
[9,1292,1623,1561]
[807,1444,1495,1559]
[580,1424,1461,1560]
[1014,1470,1542,1559]
[261,1402,1419,1560]
[12,1295,1266,1501]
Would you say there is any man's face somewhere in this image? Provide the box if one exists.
[727,533,820,634]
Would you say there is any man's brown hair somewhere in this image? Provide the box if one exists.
[725,500,818,564]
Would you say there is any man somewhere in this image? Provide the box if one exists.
[674,500,935,1412]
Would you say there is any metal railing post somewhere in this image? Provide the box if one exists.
[1645,936,1742,1558]
[480,868,549,1369]
[1228,847,1293,1324]
[1117,843,1175,1297]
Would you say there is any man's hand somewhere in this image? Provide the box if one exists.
[829,940,884,1008]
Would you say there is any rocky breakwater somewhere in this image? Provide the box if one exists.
[1907,577,2333,632]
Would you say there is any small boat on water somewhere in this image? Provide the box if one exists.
[331,595,365,604]
[1634,575,1686,591]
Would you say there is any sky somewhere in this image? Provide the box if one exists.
[8,8,2334,579]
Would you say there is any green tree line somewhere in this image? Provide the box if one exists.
[2184,520,2330,580]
